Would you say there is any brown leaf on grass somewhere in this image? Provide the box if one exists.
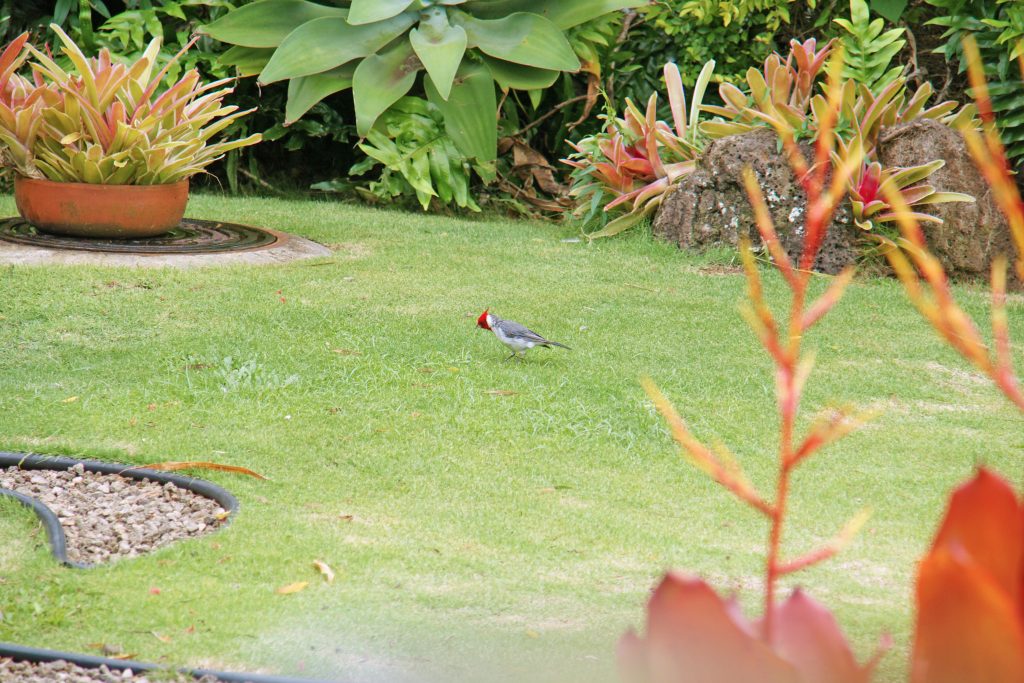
[151,631,172,643]
[486,390,519,396]
[128,461,268,480]
[331,348,362,356]
[313,560,335,584]
[61,396,79,404]
[276,581,308,595]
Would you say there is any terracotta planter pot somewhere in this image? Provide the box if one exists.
[14,176,189,239]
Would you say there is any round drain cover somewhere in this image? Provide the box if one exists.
[0,218,278,254]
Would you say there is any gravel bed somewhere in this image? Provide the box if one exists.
[1,464,228,565]
[0,658,222,682]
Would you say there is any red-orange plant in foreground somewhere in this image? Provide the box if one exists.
[882,36,1024,413]
[624,52,888,682]
[911,468,1024,683]
[880,35,1024,683]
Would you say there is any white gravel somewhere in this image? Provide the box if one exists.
[0,658,221,681]
[0,464,228,565]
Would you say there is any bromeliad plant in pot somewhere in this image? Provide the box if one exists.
[0,25,261,239]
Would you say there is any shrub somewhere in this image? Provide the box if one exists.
[202,0,643,167]
[0,25,260,184]
[561,61,715,237]
[925,0,1024,169]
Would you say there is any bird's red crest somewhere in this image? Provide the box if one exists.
[477,309,490,330]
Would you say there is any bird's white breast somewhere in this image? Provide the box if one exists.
[493,325,534,350]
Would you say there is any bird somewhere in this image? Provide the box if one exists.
[476,309,571,361]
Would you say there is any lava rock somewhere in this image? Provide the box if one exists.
[877,118,1015,281]
[651,128,861,274]
[653,122,1017,280]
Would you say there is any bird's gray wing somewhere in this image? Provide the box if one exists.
[499,319,551,343]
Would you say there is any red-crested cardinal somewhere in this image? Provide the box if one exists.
[476,309,570,361]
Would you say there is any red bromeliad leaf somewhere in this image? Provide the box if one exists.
[619,573,798,683]
[131,461,268,479]
[930,468,1022,593]
[911,468,1024,683]
[771,589,886,683]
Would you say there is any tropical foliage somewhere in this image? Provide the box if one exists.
[201,0,643,167]
[330,96,484,211]
[696,38,977,231]
[624,39,1024,683]
[562,61,715,238]
[628,56,890,681]
[925,0,1024,169]
[833,0,906,92]
[0,24,260,184]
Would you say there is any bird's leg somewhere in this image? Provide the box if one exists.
[504,352,517,362]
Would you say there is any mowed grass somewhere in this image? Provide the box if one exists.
[0,193,1021,683]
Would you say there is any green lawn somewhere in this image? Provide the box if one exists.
[0,193,1021,683]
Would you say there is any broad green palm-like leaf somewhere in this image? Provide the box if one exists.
[258,13,417,84]
[425,62,497,164]
[465,0,645,29]
[218,46,274,77]
[348,0,414,25]
[456,12,580,72]
[480,55,557,91]
[286,64,356,124]
[353,39,419,135]
[200,0,348,48]
[409,8,467,101]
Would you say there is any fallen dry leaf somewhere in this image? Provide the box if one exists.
[331,348,362,356]
[60,396,79,404]
[151,631,172,643]
[276,581,309,595]
[486,390,519,396]
[128,461,268,480]
[313,560,335,584]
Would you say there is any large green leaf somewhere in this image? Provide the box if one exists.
[258,12,417,84]
[348,0,415,25]
[201,0,348,48]
[456,12,579,71]
[353,39,420,135]
[285,63,356,124]
[218,46,275,77]
[463,0,644,29]
[425,62,497,163]
[409,15,467,100]
[480,55,557,90]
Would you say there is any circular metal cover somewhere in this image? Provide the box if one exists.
[0,217,278,254]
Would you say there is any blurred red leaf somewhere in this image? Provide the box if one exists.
[619,573,798,683]
[911,468,1024,683]
[772,589,887,683]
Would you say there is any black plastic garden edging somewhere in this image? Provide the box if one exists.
[0,453,343,681]
[0,642,342,683]
[0,451,240,568]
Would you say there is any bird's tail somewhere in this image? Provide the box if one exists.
[544,340,571,350]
